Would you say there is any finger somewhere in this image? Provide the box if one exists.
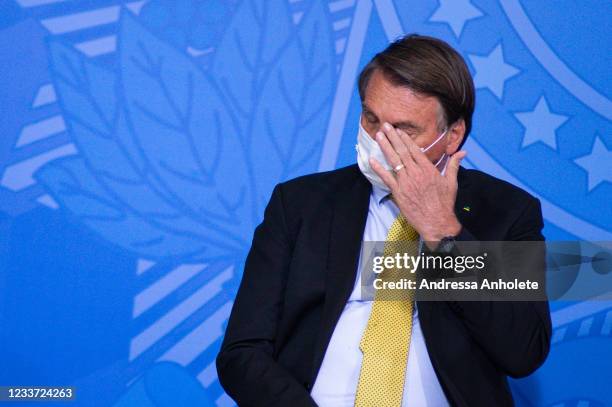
[380,125,420,182]
[410,141,434,169]
[376,131,415,188]
[375,130,404,170]
[396,129,430,171]
[444,150,467,180]
[370,157,399,191]
[395,128,438,170]
[382,123,416,167]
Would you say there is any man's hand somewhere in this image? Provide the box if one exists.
[370,122,466,248]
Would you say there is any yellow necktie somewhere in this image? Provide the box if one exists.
[355,213,419,407]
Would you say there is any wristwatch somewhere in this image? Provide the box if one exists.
[436,235,457,254]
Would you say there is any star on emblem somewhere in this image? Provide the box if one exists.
[574,136,612,192]
[515,96,569,150]
[469,43,520,100]
[429,0,484,38]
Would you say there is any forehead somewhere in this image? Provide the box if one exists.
[363,69,441,128]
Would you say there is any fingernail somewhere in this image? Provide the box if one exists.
[384,123,392,130]
[376,132,384,141]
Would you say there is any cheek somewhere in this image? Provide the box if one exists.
[362,121,379,138]
[423,140,448,163]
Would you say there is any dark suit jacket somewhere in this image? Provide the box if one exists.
[216,164,552,407]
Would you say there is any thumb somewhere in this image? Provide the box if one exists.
[445,150,467,180]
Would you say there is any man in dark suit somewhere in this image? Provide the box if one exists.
[216,34,551,407]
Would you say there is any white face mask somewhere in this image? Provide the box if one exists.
[356,119,450,191]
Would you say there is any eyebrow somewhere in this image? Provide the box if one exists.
[362,104,424,133]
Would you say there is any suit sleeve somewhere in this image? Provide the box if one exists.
[216,184,318,407]
[450,197,553,378]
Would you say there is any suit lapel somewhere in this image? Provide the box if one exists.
[310,166,371,382]
[454,167,473,229]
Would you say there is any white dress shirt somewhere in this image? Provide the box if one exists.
[310,185,449,407]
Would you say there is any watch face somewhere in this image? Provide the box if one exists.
[439,238,455,253]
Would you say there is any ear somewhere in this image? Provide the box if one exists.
[445,118,466,154]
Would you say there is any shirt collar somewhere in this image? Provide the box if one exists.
[371,184,391,206]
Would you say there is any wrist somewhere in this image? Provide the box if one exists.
[422,217,462,245]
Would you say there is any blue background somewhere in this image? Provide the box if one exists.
[1,0,610,406]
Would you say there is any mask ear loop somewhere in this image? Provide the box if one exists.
[421,127,449,153]
[423,126,451,169]
[433,152,448,168]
